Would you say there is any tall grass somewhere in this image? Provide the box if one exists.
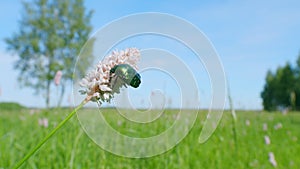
[0,108,299,169]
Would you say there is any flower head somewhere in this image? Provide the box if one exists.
[263,123,268,131]
[38,118,49,128]
[274,123,282,130]
[245,119,251,126]
[79,48,141,103]
[264,135,271,145]
[54,70,63,86]
[268,152,277,167]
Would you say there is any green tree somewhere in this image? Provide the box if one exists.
[5,0,94,108]
[261,63,296,111]
[294,53,300,109]
[261,70,276,111]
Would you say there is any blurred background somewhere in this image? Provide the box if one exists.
[0,0,300,110]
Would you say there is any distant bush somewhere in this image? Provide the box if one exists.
[261,54,300,111]
[0,102,26,111]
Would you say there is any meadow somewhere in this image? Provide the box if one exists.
[0,103,299,169]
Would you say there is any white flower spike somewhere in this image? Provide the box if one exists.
[79,48,141,103]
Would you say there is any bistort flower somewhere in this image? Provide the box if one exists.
[54,70,62,86]
[264,135,271,145]
[79,48,141,103]
[268,152,277,167]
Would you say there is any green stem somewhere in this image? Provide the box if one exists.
[227,83,238,152]
[13,100,87,169]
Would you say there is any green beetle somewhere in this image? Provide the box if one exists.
[110,64,141,88]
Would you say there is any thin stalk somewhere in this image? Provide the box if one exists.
[13,100,87,169]
[227,84,238,152]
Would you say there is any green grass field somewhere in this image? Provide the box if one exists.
[0,105,299,169]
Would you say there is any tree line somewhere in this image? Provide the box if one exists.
[261,54,300,111]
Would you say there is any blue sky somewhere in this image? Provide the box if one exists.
[1,0,300,109]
